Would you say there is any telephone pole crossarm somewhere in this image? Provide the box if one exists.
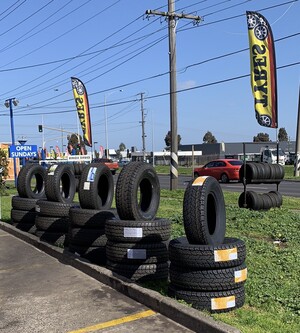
[145,9,202,23]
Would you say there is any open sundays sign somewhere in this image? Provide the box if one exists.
[9,145,38,158]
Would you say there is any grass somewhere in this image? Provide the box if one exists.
[1,178,300,333]
[157,189,300,333]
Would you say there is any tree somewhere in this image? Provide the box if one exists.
[203,131,217,143]
[67,133,86,155]
[164,131,181,150]
[253,133,270,142]
[116,142,126,160]
[0,148,9,191]
[278,127,288,142]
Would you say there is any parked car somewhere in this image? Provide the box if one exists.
[91,158,119,175]
[193,159,243,183]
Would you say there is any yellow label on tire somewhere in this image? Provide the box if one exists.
[211,296,236,310]
[192,176,208,186]
[234,268,248,283]
[214,248,238,262]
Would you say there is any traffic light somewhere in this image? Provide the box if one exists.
[38,125,43,132]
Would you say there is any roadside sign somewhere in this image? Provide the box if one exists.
[9,145,38,158]
[67,155,91,162]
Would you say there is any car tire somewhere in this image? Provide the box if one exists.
[69,207,117,228]
[45,164,76,203]
[168,236,246,269]
[238,191,262,210]
[35,230,68,247]
[220,173,229,183]
[167,284,245,313]
[11,209,37,224]
[68,244,106,265]
[78,164,114,210]
[36,200,79,217]
[35,215,69,232]
[183,176,226,245]
[169,262,247,291]
[12,222,36,234]
[11,196,38,211]
[115,161,160,221]
[106,260,168,282]
[106,241,169,264]
[68,228,107,247]
[17,164,46,199]
[105,218,171,243]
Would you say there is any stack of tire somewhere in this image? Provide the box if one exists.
[11,163,46,234]
[238,162,284,210]
[67,163,117,265]
[105,161,171,282]
[35,163,77,247]
[168,176,247,313]
[73,162,85,192]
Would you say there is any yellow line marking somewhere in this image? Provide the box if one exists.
[67,309,156,333]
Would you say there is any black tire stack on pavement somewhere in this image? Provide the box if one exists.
[35,163,77,247]
[168,176,247,313]
[239,162,284,210]
[11,196,38,234]
[68,163,116,265]
[35,200,78,247]
[68,207,117,265]
[11,163,47,234]
[106,161,170,282]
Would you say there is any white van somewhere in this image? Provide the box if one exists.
[261,147,285,165]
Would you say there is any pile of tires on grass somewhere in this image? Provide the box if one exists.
[105,161,170,282]
[10,161,171,281]
[238,162,284,210]
[168,176,247,313]
[11,162,247,313]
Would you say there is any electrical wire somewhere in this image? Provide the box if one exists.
[1,60,298,118]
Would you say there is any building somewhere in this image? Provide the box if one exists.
[0,143,20,181]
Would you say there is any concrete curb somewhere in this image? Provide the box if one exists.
[0,221,240,333]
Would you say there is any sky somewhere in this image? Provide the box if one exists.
[0,0,299,153]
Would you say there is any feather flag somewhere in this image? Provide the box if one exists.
[71,77,93,147]
[246,11,278,128]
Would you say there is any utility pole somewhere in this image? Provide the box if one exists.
[146,1,201,190]
[294,85,300,176]
[140,92,146,162]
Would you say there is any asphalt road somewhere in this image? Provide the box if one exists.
[158,175,300,198]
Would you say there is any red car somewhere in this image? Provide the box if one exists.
[193,159,243,183]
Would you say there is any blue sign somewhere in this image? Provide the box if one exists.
[9,145,38,158]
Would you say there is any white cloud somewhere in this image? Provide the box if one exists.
[177,80,196,90]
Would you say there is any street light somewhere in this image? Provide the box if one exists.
[104,90,123,158]
[4,98,19,187]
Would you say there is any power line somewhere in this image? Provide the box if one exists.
[2,60,297,118]
[0,0,54,38]
[0,0,74,53]
[0,0,26,23]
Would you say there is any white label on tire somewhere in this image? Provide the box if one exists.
[234,268,247,283]
[86,167,97,182]
[83,181,90,190]
[192,176,209,186]
[35,205,40,213]
[127,249,146,259]
[48,164,58,175]
[214,248,238,262]
[124,227,143,238]
[211,296,235,310]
